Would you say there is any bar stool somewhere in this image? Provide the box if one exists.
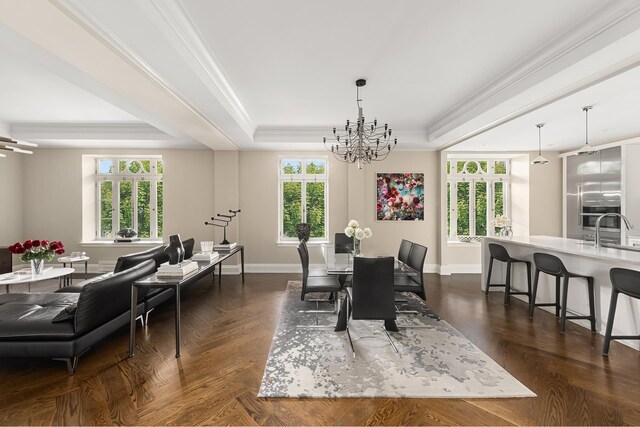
[529,252,596,333]
[485,243,532,306]
[602,268,640,355]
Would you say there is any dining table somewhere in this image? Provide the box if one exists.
[320,244,418,331]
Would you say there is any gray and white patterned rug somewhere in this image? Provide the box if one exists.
[258,281,535,399]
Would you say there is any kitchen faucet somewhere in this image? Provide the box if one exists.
[595,213,633,248]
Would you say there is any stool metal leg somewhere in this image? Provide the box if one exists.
[587,277,596,332]
[503,260,512,306]
[485,257,494,296]
[602,290,619,355]
[560,275,570,332]
[529,268,540,318]
[555,275,561,317]
[525,262,532,303]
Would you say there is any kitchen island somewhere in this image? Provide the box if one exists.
[481,235,640,350]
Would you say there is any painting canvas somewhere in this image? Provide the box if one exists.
[376,173,424,221]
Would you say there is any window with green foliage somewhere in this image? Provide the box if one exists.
[446,159,510,241]
[96,158,163,240]
[279,159,328,240]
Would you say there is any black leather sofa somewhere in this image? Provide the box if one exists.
[0,241,197,375]
[0,260,156,375]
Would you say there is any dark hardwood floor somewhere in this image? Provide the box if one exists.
[1,272,639,425]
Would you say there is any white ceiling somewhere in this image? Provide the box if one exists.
[450,64,640,152]
[1,0,640,151]
[182,0,604,128]
[0,47,137,123]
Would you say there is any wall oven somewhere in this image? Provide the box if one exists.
[581,205,621,243]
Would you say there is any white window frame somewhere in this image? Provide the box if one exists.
[447,159,511,241]
[277,157,329,243]
[95,157,163,241]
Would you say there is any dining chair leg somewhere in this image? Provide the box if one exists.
[525,262,532,303]
[383,327,399,354]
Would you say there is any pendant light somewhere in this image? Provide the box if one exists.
[576,105,598,156]
[531,123,549,165]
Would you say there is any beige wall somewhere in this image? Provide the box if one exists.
[20,148,215,264]
[8,146,562,273]
[0,154,24,249]
[529,151,563,236]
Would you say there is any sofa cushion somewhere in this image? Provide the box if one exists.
[0,293,79,340]
[75,259,156,335]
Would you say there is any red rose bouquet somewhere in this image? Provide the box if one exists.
[8,239,65,263]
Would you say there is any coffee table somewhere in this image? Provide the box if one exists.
[0,267,75,293]
[58,255,90,282]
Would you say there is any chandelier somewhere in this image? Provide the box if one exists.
[324,79,397,169]
[0,135,36,158]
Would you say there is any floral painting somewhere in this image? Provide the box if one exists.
[376,173,424,221]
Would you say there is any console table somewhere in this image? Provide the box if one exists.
[129,245,245,358]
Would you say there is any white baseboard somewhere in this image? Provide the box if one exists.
[438,264,481,275]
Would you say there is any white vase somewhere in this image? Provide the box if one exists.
[31,258,45,276]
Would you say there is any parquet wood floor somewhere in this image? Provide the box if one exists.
[0,273,639,425]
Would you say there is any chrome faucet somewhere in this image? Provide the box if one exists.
[595,213,633,248]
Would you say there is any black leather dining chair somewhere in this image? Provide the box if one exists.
[394,243,427,300]
[334,232,353,286]
[344,256,398,355]
[398,239,413,264]
[297,241,341,328]
[335,233,354,253]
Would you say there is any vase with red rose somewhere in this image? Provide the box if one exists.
[8,239,65,276]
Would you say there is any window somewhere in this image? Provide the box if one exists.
[95,158,163,240]
[446,159,510,241]
[279,158,328,241]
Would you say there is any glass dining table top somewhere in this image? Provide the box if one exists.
[320,243,418,276]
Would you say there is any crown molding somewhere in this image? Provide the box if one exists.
[426,0,640,142]
[10,122,174,141]
[51,0,238,150]
[140,0,256,139]
[254,125,432,150]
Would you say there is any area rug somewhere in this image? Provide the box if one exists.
[258,281,535,399]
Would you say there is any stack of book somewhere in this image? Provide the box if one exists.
[156,261,198,278]
[214,242,238,250]
[191,251,219,261]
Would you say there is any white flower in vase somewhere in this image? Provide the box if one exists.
[355,228,365,240]
[363,227,372,238]
[348,219,359,228]
[344,226,355,238]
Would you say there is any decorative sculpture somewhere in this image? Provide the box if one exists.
[165,234,185,265]
[204,209,241,244]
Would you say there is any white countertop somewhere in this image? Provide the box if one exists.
[484,235,640,266]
